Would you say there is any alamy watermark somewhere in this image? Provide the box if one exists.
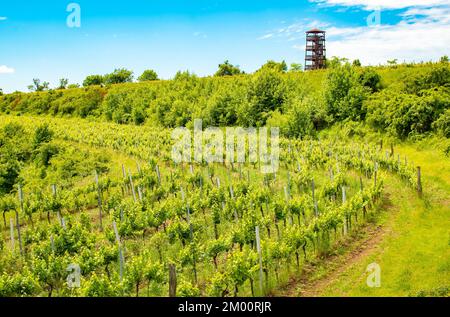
[367,6,381,27]
[66,3,81,28]
[366,262,381,288]
[171,119,280,174]
[67,263,81,288]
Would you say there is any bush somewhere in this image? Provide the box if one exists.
[83,75,104,87]
[245,68,286,126]
[404,64,450,94]
[324,62,369,122]
[104,68,134,85]
[432,108,450,138]
[358,68,382,92]
[138,69,158,82]
[33,124,54,148]
[366,87,449,138]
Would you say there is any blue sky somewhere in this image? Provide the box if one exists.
[0,0,449,92]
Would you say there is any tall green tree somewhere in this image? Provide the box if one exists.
[58,78,69,89]
[215,61,242,77]
[28,79,49,92]
[290,63,303,72]
[138,69,159,82]
[83,75,104,87]
[257,60,287,73]
[104,68,134,84]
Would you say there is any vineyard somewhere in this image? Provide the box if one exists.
[0,61,449,297]
[0,113,427,297]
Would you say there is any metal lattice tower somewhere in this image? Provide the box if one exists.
[305,28,326,71]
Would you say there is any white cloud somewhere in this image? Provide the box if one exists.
[292,12,450,65]
[258,33,274,40]
[401,6,450,23]
[260,1,450,65]
[309,0,450,10]
[0,65,15,74]
[257,18,331,41]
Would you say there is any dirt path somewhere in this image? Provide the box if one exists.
[276,194,395,297]
[304,225,384,296]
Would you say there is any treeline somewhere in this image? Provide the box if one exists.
[0,59,448,141]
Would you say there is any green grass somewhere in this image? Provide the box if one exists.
[317,143,450,296]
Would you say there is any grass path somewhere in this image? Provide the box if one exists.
[277,143,450,297]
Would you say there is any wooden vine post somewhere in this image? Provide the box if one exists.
[312,179,318,217]
[181,187,197,284]
[51,184,63,226]
[229,185,239,223]
[155,164,161,185]
[342,186,347,236]
[112,221,125,281]
[169,263,177,297]
[417,166,423,197]
[95,171,103,231]
[16,185,24,255]
[374,162,378,187]
[122,164,128,195]
[255,226,264,296]
[128,170,137,202]
[9,218,14,253]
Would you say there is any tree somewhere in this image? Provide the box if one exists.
[241,67,286,126]
[290,63,303,72]
[67,83,80,89]
[440,55,449,63]
[104,68,134,84]
[138,69,159,82]
[387,59,398,66]
[353,59,362,67]
[83,75,104,87]
[324,61,368,121]
[326,57,348,69]
[0,88,3,95]
[257,60,287,73]
[58,78,69,90]
[33,124,54,149]
[215,60,242,77]
[358,68,382,92]
[28,79,49,92]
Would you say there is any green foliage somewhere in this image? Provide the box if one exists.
[0,62,446,142]
[0,270,39,297]
[33,124,54,149]
[432,108,450,138]
[404,64,450,94]
[257,60,287,73]
[366,65,450,138]
[215,60,242,77]
[242,68,286,126]
[358,68,382,92]
[104,68,134,85]
[353,59,362,67]
[324,62,369,122]
[138,69,159,82]
[83,75,104,87]
[58,78,69,90]
[28,79,49,92]
[289,63,303,72]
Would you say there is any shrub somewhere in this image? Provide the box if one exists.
[324,62,369,122]
[432,108,450,138]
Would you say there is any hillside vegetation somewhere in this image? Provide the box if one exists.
[1,61,449,144]
[0,60,448,297]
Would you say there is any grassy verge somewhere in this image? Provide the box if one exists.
[312,143,450,296]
